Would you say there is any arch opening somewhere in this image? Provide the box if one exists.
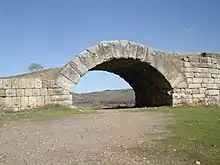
[72,70,135,109]
[89,58,173,108]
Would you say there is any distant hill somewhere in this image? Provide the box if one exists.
[72,88,135,109]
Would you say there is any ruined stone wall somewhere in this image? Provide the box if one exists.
[0,68,72,111]
[172,53,220,106]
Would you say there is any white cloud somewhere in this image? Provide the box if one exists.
[183,27,193,32]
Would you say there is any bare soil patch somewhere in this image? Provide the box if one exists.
[0,111,170,165]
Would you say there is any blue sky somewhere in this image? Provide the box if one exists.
[0,0,219,93]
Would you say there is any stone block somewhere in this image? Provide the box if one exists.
[175,81,187,88]
[188,56,199,63]
[25,89,33,96]
[36,96,45,107]
[183,67,198,73]
[2,79,12,89]
[18,78,27,88]
[33,89,41,96]
[207,90,219,96]
[187,78,193,83]
[192,78,203,83]
[13,97,21,108]
[207,57,212,63]
[192,94,205,98]
[28,96,37,108]
[212,58,218,64]
[69,59,88,76]
[50,95,59,101]
[203,78,214,84]
[34,78,42,88]
[52,95,72,101]
[185,72,194,78]
[21,97,29,107]
[184,62,191,67]
[40,88,48,96]
[11,78,19,88]
[185,94,192,99]
[5,97,13,108]
[201,83,207,88]
[215,79,220,84]
[47,88,70,96]
[44,96,52,105]
[56,74,75,92]
[211,74,218,79]
[26,78,35,88]
[189,83,201,89]
[136,45,148,61]
[207,84,218,89]
[5,89,16,97]
[0,79,3,89]
[0,90,6,97]
[191,89,199,94]
[194,72,211,78]
[0,98,5,109]
[60,64,81,84]
[17,89,25,97]
[199,88,206,94]
[42,79,57,88]
[211,69,218,74]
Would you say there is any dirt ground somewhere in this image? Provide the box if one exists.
[0,111,172,165]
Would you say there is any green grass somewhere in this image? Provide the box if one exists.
[0,105,93,122]
[129,107,220,165]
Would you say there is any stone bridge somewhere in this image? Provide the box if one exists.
[1,40,220,111]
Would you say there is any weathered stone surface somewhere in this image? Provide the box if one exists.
[56,74,75,92]
[13,97,20,108]
[207,90,219,96]
[36,96,45,107]
[18,79,27,88]
[25,89,33,96]
[12,78,19,88]
[207,84,218,89]
[26,78,35,88]
[40,88,47,96]
[69,59,88,76]
[0,98,5,109]
[189,83,201,89]
[185,72,194,78]
[60,64,81,84]
[44,96,52,105]
[2,79,12,89]
[5,89,16,97]
[0,90,6,97]
[0,79,3,89]
[5,97,13,108]
[17,89,25,97]
[34,78,42,88]
[192,78,203,84]
[28,96,37,108]
[192,94,205,98]
[33,89,41,96]
[21,97,29,107]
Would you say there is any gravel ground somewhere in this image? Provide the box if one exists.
[0,111,171,165]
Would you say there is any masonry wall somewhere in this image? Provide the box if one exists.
[0,73,72,111]
[172,53,220,106]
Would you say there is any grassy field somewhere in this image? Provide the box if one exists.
[129,107,220,165]
[0,105,92,122]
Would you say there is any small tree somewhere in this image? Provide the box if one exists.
[28,63,44,72]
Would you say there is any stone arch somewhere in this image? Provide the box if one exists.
[56,40,186,107]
